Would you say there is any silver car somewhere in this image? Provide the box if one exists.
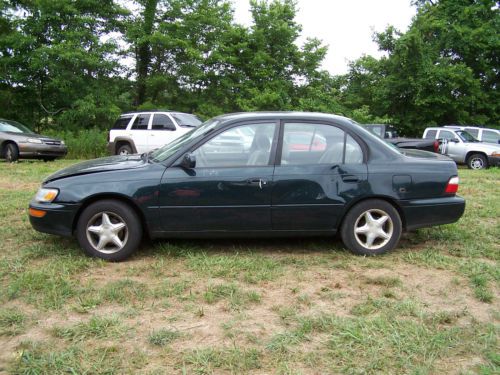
[0,119,67,162]
[423,127,500,169]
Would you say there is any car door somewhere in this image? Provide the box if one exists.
[272,121,367,231]
[129,113,151,153]
[150,113,177,149]
[158,121,278,232]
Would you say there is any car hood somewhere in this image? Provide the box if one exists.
[44,155,148,183]
[2,131,62,141]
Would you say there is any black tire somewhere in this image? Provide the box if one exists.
[340,199,402,256]
[116,144,132,156]
[76,199,142,261]
[466,153,488,170]
[5,143,19,162]
[43,157,56,162]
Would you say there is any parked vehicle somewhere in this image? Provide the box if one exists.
[423,127,500,169]
[364,124,439,152]
[443,125,500,145]
[30,112,465,261]
[107,110,202,155]
[0,119,67,162]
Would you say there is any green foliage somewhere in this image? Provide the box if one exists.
[45,128,108,159]
[343,0,499,135]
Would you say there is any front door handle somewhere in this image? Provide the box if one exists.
[342,175,359,183]
[246,178,267,189]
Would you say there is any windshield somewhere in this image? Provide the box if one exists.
[172,113,202,127]
[150,119,219,162]
[456,130,478,142]
[352,121,402,155]
[0,119,35,134]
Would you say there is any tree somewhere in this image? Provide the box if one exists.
[342,0,499,134]
[0,0,128,130]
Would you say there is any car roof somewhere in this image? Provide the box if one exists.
[211,111,353,125]
[120,110,197,115]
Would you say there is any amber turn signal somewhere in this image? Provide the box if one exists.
[29,208,47,218]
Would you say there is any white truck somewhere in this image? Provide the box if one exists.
[107,110,202,155]
[423,127,500,169]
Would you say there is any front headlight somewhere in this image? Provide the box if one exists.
[35,188,59,203]
[27,138,43,144]
[60,140,65,145]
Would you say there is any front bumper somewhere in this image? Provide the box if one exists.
[18,143,68,159]
[400,196,466,231]
[29,201,80,237]
[488,155,500,167]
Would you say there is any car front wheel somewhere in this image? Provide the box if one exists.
[5,143,19,162]
[341,199,402,256]
[467,153,488,170]
[76,200,142,261]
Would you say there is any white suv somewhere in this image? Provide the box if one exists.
[443,125,499,145]
[107,111,202,155]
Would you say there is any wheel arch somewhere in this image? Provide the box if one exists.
[72,193,149,237]
[113,137,137,154]
[338,195,407,231]
[465,151,487,164]
[1,140,18,157]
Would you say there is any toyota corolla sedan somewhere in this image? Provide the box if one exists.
[29,112,465,261]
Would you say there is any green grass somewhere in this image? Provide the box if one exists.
[0,160,498,374]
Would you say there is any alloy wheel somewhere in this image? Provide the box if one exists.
[353,209,394,250]
[470,157,484,169]
[86,211,128,254]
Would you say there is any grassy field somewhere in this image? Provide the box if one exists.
[0,160,498,374]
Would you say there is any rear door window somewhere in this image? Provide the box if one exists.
[424,130,437,139]
[131,114,151,130]
[152,114,176,130]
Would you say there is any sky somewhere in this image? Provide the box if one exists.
[230,0,417,75]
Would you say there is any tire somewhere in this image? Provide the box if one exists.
[43,157,56,162]
[4,143,19,163]
[76,199,142,261]
[466,153,488,170]
[340,199,402,256]
[116,144,132,156]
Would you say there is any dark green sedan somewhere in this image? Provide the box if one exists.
[29,112,465,261]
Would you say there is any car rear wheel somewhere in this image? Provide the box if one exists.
[117,144,132,156]
[341,199,402,256]
[467,153,488,170]
[5,143,19,163]
[76,200,142,261]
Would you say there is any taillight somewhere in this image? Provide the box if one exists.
[433,140,439,153]
[445,176,459,194]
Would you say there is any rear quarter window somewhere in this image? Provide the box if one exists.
[112,116,132,129]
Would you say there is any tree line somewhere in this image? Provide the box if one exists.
[0,0,498,136]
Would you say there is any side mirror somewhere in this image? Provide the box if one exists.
[452,138,459,143]
[180,153,196,169]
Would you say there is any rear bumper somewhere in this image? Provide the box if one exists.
[29,201,80,237]
[400,196,466,231]
[488,155,500,167]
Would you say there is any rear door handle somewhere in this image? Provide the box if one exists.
[342,175,359,183]
[246,178,267,189]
